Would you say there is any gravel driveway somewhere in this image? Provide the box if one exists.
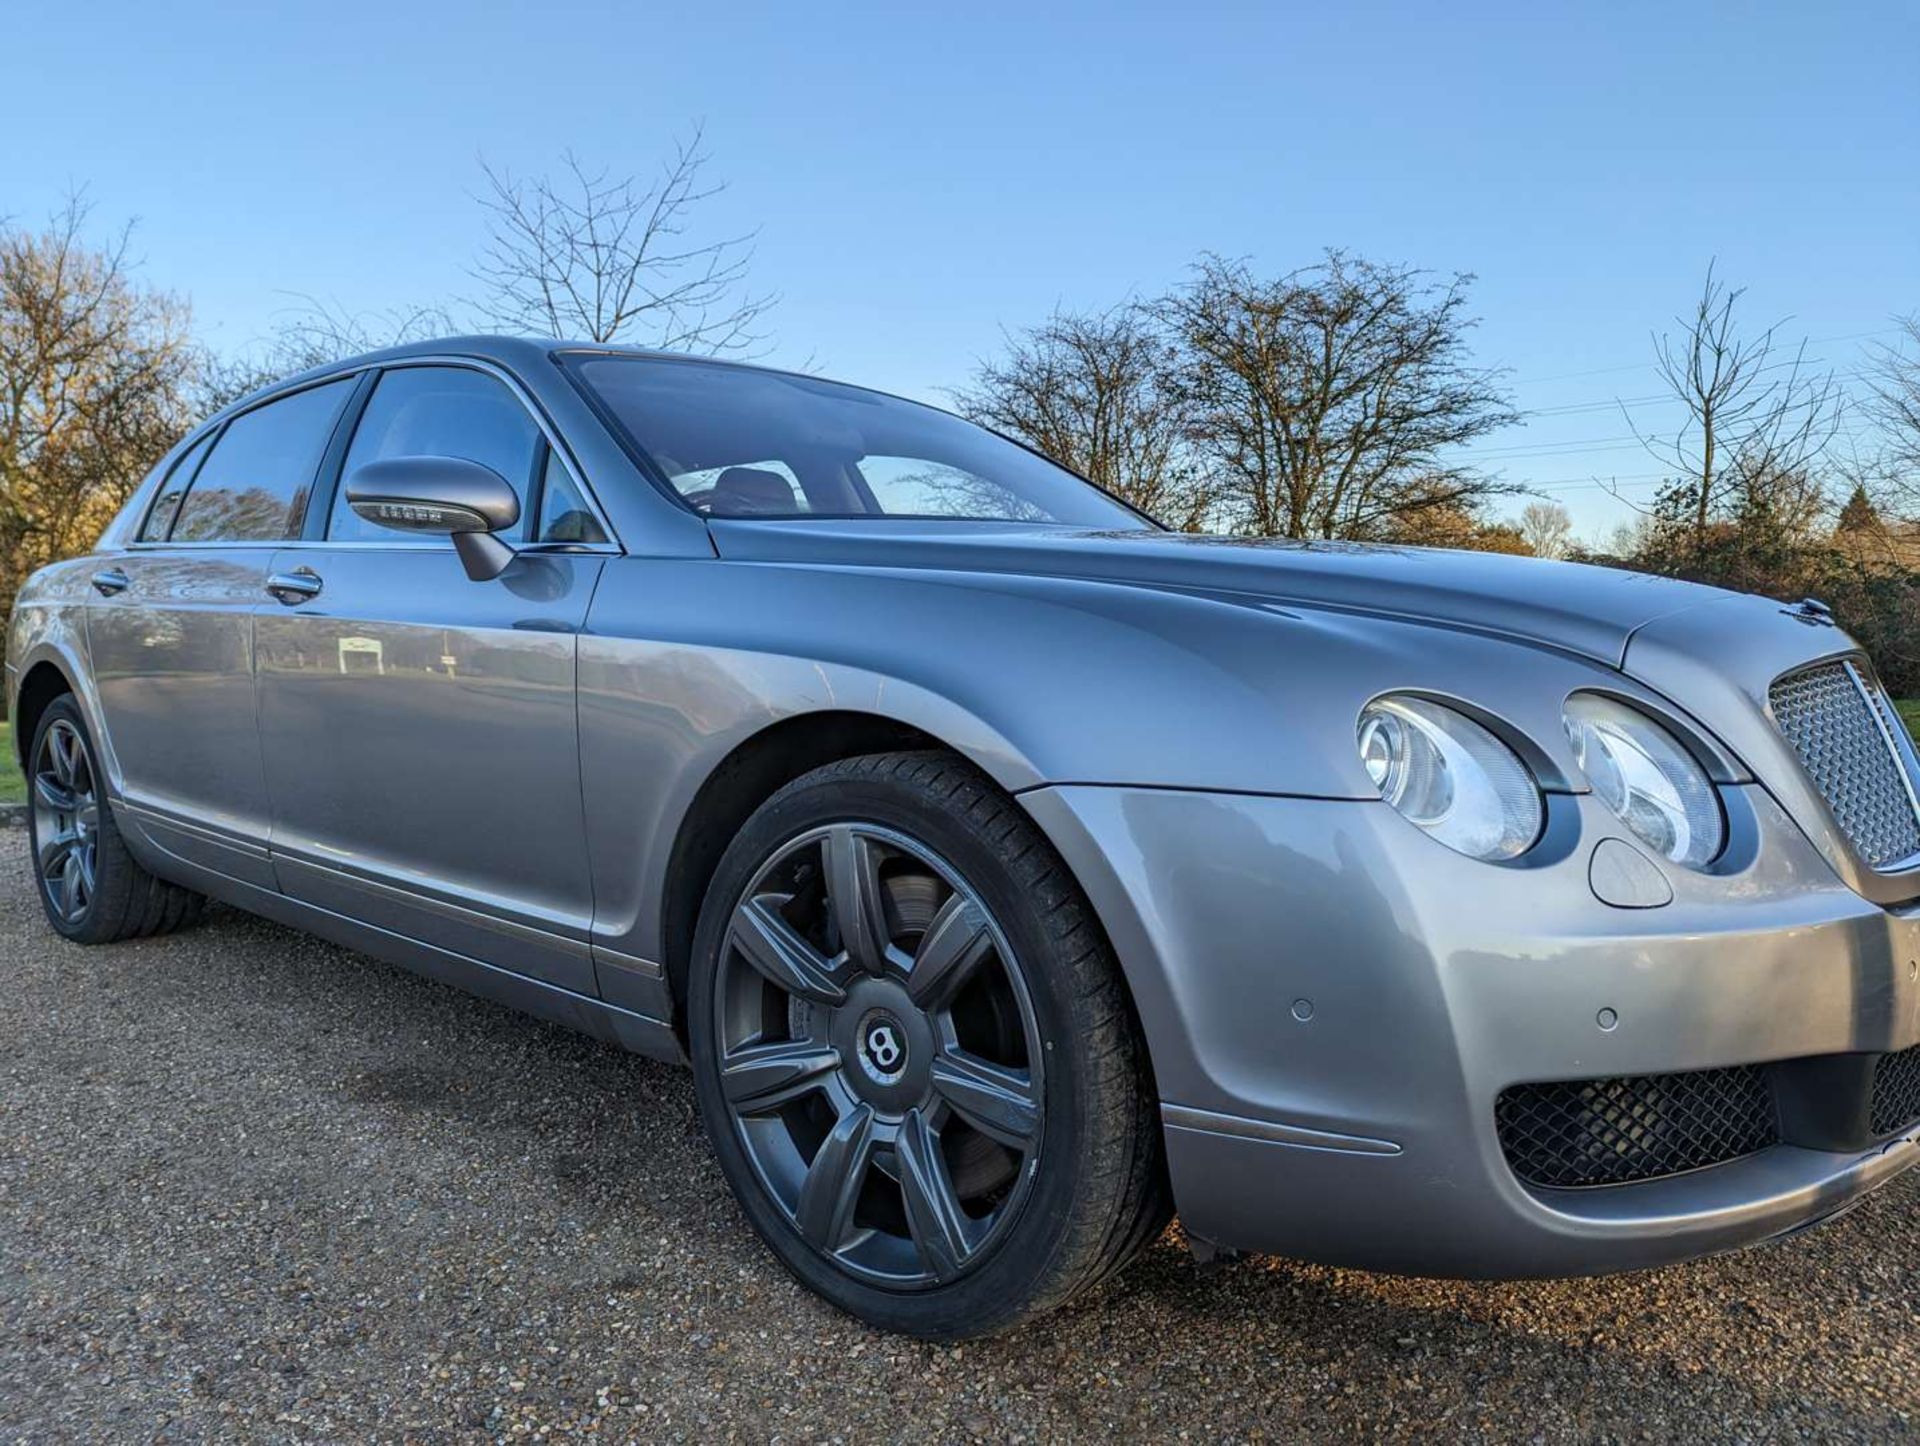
[0,829,1914,1442]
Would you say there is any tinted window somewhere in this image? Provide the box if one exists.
[567,355,1145,526]
[854,455,1049,521]
[535,452,609,544]
[669,458,806,513]
[330,366,540,543]
[140,430,216,541]
[169,380,354,543]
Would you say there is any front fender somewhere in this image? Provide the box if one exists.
[575,554,1652,968]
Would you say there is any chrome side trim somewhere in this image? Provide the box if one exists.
[272,852,591,960]
[591,943,666,979]
[118,798,273,860]
[1161,1103,1403,1156]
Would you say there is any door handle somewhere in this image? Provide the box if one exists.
[92,568,131,597]
[266,569,324,605]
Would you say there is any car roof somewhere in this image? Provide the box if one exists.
[223,335,808,418]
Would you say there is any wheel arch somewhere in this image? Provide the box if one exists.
[658,710,950,1021]
[650,705,1163,1116]
[12,658,79,771]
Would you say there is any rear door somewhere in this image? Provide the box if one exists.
[87,377,359,887]
[253,361,614,993]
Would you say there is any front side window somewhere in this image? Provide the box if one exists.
[535,452,609,545]
[330,366,540,543]
[169,379,355,543]
[565,354,1148,527]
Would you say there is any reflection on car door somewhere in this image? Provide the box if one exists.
[87,378,358,888]
[252,363,609,994]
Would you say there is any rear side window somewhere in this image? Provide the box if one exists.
[139,430,216,541]
[329,366,540,543]
[169,379,355,543]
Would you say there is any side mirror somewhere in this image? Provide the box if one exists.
[345,456,522,581]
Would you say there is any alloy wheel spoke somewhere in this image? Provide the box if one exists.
[730,896,847,1005]
[45,729,71,787]
[895,1108,974,1282]
[720,1038,844,1114]
[58,853,84,917]
[905,893,993,1008]
[33,772,76,813]
[930,1048,1040,1150]
[795,1102,878,1252]
[824,826,891,975]
[53,726,83,788]
[38,830,79,877]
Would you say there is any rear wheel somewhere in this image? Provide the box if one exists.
[27,695,205,943]
[689,752,1169,1338]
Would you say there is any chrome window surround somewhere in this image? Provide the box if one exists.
[123,355,622,556]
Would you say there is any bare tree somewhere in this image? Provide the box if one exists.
[471,127,773,352]
[1633,262,1841,541]
[1864,314,1920,506]
[1157,252,1519,539]
[1517,500,1573,559]
[196,297,454,413]
[953,305,1211,528]
[0,198,196,612]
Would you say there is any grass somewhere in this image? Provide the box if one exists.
[0,723,22,807]
[0,705,1914,816]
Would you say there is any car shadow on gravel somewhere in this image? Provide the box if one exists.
[3,873,1914,1441]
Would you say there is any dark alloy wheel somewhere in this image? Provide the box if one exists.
[689,752,1170,1338]
[32,716,101,926]
[713,820,1044,1287]
[24,695,206,944]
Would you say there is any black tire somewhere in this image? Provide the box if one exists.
[26,695,206,944]
[688,751,1170,1338]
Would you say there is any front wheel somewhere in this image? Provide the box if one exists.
[688,752,1169,1338]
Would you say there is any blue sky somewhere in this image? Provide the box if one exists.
[6,1,1916,536]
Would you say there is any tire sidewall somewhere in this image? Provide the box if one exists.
[26,696,107,941]
[689,766,1111,1338]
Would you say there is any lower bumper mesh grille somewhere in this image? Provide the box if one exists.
[1872,1045,1920,1137]
[1496,1067,1779,1188]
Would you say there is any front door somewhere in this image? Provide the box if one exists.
[252,362,611,993]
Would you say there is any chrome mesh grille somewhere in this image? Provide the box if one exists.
[1871,1045,1920,1137]
[1496,1068,1778,1188]
[1770,661,1920,869]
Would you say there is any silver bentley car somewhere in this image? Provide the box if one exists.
[8,338,1918,1338]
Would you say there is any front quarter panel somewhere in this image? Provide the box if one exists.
[576,550,1692,970]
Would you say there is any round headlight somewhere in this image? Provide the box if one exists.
[1563,694,1724,868]
[1356,697,1543,860]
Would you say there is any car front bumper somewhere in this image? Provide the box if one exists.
[1020,782,1920,1277]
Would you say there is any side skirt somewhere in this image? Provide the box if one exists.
[115,808,685,1065]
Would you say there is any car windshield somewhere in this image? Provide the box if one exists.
[565,354,1150,527]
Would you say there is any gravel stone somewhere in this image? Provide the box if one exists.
[0,829,1914,1441]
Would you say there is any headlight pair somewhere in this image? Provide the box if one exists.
[1356,693,1725,866]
